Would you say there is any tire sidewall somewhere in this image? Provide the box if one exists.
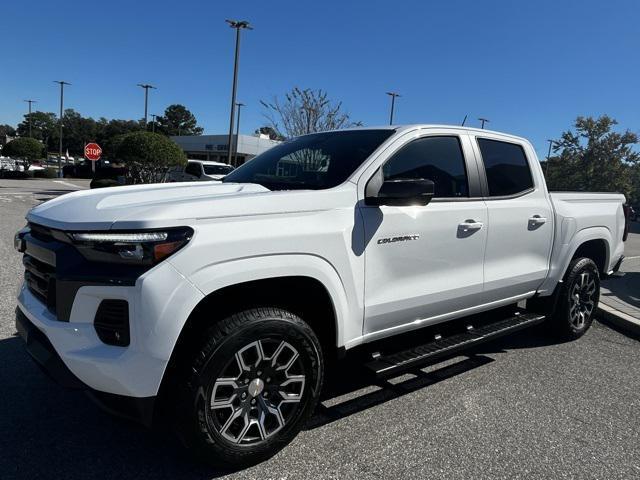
[557,258,600,338]
[189,312,323,464]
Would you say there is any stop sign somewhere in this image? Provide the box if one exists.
[84,143,102,161]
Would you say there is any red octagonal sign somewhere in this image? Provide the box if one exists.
[84,143,102,161]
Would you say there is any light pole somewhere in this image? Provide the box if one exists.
[150,114,158,133]
[225,19,252,167]
[137,83,156,125]
[23,99,37,137]
[478,117,490,129]
[545,139,555,176]
[234,102,245,165]
[54,81,71,175]
[386,92,401,125]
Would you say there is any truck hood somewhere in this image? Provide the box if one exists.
[27,182,273,231]
[27,181,355,231]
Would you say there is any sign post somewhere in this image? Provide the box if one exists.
[84,142,102,176]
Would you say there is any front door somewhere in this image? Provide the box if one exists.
[361,133,488,337]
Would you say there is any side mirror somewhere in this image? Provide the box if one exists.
[365,169,435,206]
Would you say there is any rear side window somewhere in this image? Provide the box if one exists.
[185,162,201,176]
[382,136,469,198]
[477,138,533,197]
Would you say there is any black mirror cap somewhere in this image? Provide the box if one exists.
[365,176,435,207]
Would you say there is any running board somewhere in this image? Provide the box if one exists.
[365,312,546,378]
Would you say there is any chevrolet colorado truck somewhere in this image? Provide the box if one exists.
[15,126,629,466]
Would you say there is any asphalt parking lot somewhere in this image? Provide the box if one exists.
[1,178,639,480]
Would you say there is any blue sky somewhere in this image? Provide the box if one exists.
[1,0,639,157]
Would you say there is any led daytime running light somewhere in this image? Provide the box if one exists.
[72,232,169,243]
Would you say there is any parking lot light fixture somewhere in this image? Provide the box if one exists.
[54,81,71,175]
[137,84,156,125]
[23,99,37,137]
[386,92,401,125]
[225,19,252,167]
[478,117,490,129]
[234,102,245,166]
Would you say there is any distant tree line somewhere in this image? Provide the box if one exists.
[4,103,203,159]
[543,115,640,207]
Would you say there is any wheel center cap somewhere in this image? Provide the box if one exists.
[248,378,265,398]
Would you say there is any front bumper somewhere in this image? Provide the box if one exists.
[16,307,156,425]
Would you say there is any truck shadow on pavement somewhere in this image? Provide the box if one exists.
[0,326,557,479]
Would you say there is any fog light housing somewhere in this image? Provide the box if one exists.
[94,299,130,347]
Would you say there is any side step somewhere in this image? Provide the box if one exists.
[365,312,545,378]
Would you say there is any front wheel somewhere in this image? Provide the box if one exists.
[552,257,600,340]
[178,308,324,467]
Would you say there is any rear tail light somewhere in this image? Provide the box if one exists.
[623,204,630,242]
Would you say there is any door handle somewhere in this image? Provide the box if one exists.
[529,215,547,225]
[459,220,484,232]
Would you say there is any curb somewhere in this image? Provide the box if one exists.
[598,303,640,337]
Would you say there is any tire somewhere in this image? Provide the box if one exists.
[551,257,600,340]
[177,307,324,467]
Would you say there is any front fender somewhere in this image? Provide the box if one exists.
[182,254,357,348]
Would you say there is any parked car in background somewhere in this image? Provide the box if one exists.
[165,160,234,182]
[63,160,127,180]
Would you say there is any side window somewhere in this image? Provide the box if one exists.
[382,136,469,198]
[477,138,533,197]
[185,162,201,177]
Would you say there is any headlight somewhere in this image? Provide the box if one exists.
[69,227,193,265]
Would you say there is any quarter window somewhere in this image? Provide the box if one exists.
[382,136,469,198]
[477,138,533,197]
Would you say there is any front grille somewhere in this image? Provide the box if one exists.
[94,300,130,346]
[23,254,56,310]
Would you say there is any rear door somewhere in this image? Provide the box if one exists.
[472,135,554,302]
[360,131,489,336]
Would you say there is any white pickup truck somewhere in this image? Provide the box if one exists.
[15,125,630,466]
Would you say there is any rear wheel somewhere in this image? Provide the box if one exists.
[551,257,600,340]
[177,307,324,467]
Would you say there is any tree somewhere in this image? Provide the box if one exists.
[545,116,639,199]
[16,112,57,149]
[0,124,16,139]
[116,132,186,184]
[255,126,284,141]
[260,87,361,139]
[155,104,203,136]
[60,109,99,155]
[2,137,44,166]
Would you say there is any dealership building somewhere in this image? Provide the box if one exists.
[170,134,280,166]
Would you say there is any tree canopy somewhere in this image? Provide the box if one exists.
[155,104,203,136]
[260,87,361,139]
[545,115,639,204]
[116,132,186,184]
[2,137,44,162]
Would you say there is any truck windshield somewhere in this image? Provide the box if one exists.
[222,129,394,190]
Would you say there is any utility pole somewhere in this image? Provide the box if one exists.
[150,114,158,133]
[234,102,245,166]
[23,99,37,137]
[54,81,70,175]
[461,114,468,126]
[225,19,252,167]
[545,139,555,176]
[478,117,490,129]
[386,92,401,125]
[137,83,156,125]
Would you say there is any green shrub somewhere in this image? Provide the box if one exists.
[2,137,43,161]
[90,178,121,189]
[116,132,186,184]
[33,168,58,178]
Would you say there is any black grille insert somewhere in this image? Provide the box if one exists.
[23,254,56,310]
[94,300,130,346]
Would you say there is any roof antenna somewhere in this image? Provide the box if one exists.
[461,114,467,126]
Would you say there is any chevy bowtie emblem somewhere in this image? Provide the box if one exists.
[377,234,420,245]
